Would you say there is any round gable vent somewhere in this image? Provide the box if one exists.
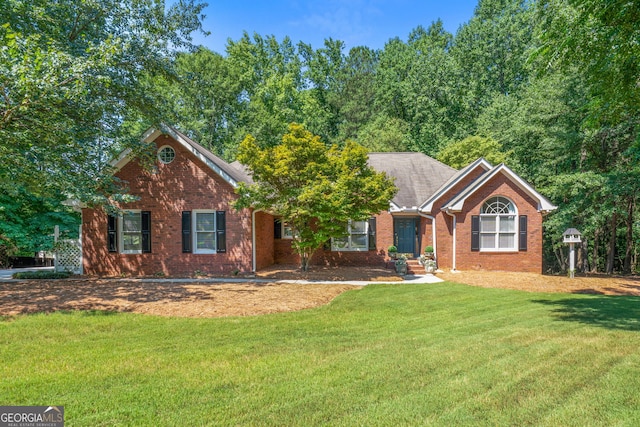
[158,146,176,164]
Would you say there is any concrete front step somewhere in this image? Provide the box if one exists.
[387,259,427,275]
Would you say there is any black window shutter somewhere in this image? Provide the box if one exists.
[368,217,377,250]
[471,215,480,251]
[519,215,528,251]
[108,214,118,253]
[182,211,192,253]
[274,218,282,239]
[141,211,151,253]
[216,211,226,253]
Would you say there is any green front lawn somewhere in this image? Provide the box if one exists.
[2,282,640,426]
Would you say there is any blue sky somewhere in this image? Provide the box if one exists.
[193,0,479,54]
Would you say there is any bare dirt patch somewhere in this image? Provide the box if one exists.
[438,270,640,296]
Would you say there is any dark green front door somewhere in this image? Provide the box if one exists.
[394,218,416,255]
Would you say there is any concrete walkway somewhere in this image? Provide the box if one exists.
[0,268,443,285]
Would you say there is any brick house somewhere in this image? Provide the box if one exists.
[81,126,556,276]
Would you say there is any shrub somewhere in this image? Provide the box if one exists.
[12,271,72,279]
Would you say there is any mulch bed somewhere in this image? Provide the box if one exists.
[1,267,638,319]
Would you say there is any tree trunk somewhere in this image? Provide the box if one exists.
[300,248,316,272]
[623,197,634,274]
[554,246,566,273]
[606,213,617,274]
[591,228,600,273]
[578,238,589,273]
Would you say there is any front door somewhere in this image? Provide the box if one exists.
[394,218,416,256]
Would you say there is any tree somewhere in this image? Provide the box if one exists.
[536,0,640,123]
[234,123,397,271]
[0,0,207,201]
[0,184,79,267]
[437,135,510,169]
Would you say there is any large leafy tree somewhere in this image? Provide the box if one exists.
[0,0,206,255]
[0,184,79,267]
[234,123,397,271]
[535,0,640,273]
[537,0,640,123]
[0,0,207,201]
[437,135,510,169]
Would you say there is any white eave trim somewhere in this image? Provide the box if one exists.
[419,157,493,214]
[115,126,240,189]
[443,163,557,213]
[389,204,421,214]
[110,148,133,170]
[162,127,239,188]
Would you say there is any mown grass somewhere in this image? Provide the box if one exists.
[1,282,640,426]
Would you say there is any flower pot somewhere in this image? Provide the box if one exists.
[395,263,407,275]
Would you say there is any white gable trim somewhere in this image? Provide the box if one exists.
[419,158,493,214]
[443,163,557,213]
[155,127,240,188]
[112,126,239,188]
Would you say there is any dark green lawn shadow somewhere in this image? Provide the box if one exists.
[533,295,640,331]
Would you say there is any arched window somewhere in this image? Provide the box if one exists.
[480,196,517,250]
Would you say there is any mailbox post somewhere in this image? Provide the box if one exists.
[563,228,582,278]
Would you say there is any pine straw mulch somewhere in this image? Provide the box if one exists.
[0,267,638,319]
[437,270,640,296]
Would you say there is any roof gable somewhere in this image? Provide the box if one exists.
[442,163,557,213]
[112,125,251,188]
[419,157,493,214]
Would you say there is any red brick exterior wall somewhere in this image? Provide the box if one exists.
[254,211,275,270]
[272,212,392,268]
[82,134,253,276]
[83,139,546,274]
[434,172,545,273]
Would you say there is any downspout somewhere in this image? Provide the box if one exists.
[445,210,457,271]
[418,212,436,260]
[251,209,263,273]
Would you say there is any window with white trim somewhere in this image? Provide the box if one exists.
[121,211,142,253]
[193,210,216,254]
[158,145,176,164]
[480,197,517,251]
[331,220,369,251]
[274,218,294,239]
[111,210,151,254]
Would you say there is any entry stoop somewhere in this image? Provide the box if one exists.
[406,259,423,275]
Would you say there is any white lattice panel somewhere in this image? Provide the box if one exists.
[55,239,83,274]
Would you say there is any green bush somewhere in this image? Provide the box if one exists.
[12,271,72,279]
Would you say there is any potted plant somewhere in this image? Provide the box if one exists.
[388,245,398,260]
[395,255,407,275]
[423,259,437,273]
[418,251,437,274]
[424,245,434,259]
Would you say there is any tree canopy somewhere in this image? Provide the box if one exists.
[2,0,638,273]
[0,0,206,256]
[234,123,397,271]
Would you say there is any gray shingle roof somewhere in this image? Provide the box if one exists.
[368,152,458,209]
[168,127,252,185]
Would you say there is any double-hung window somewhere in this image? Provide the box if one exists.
[122,211,143,253]
[479,197,517,251]
[182,210,226,254]
[331,220,369,251]
[194,211,216,253]
[108,210,151,254]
